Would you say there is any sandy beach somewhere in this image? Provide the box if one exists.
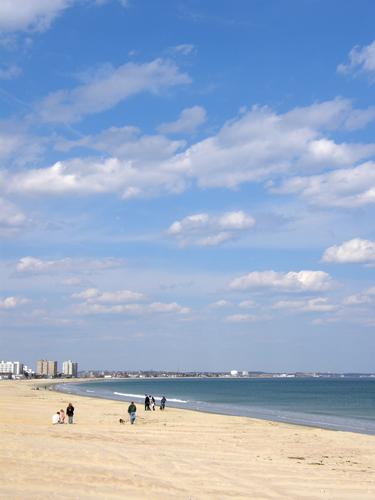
[1,380,375,499]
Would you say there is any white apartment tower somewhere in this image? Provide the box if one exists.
[0,361,24,376]
[62,360,78,378]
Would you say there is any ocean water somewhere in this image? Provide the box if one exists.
[55,377,375,435]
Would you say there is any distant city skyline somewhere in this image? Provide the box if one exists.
[0,1,375,372]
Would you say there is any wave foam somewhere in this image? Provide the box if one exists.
[113,392,187,403]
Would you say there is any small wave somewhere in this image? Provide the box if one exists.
[113,392,187,403]
[114,392,148,399]
[86,390,95,393]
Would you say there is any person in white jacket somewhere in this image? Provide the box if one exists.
[52,411,60,424]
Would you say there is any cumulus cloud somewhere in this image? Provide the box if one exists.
[338,39,375,78]
[37,59,191,123]
[157,106,206,134]
[0,0,73,33]
[273,162,375,207]
[3,155,188,199]
[0,296,30,309]
[323,238,375,264]
[273,297,338,313]
[230,270,334,292]
[16,256,124,274]
[167,210,255,246]
[182,99,375,190]
[3,98,375,202]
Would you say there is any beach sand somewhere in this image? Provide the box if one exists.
[1,380,375,499]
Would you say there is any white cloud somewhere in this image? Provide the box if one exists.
[239,300,256,309]
[76,301,190,315]
[3,99,375,202]
[0,197,26,228]
[273,162,375,207]
[72,286,189,315]
[167,210,255,247]
[148,302,190,314]
[37,59,191,123]
[0,65,22,80]
[343,295,370,306]
[0,296,30,309]
[343,288,375,306]
[209,299,232,308]
[182,99,375,190]
[273,297,337,313]
[157,106,206,134]
[0,0,73,33]
[72,287,144,302]
[171,44,195,55]
[0,125,44,165]
[16,256,124,274]
[323,238,375,264]
[197,232,232,247]
[3,156,189,199]
[225,313,270,322]
[56,125,185,161]
[230,270,334,292]
[338,39,375,78]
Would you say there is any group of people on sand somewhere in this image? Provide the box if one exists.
[120,395,167,425]
[52,403,74,424]
[144,394,166,411]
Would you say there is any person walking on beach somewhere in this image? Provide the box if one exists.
[160,396,166,410]
[144,395,150,411]
[66,403,74,424]
[128,402,137,424]
[151,395,156,411]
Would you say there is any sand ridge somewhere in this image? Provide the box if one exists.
[0,379,374,499]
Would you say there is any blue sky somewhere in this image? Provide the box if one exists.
[1,0,375,372]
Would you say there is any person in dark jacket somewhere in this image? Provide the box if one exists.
[128,402,137,424]
[144,395,150,411]
[66,403,74,424]
[160,396,166,410]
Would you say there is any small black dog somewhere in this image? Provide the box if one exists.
[119,418,125,424]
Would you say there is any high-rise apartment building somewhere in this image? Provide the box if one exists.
[0,361,24,375]
[62,360,78,377]
[36,360,58,377]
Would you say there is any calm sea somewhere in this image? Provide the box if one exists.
[56,377,375,435]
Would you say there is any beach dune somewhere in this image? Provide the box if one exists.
[1,380,374,499]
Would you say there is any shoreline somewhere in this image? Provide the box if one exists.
[1,379,375,498]
[52,377,375,436]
